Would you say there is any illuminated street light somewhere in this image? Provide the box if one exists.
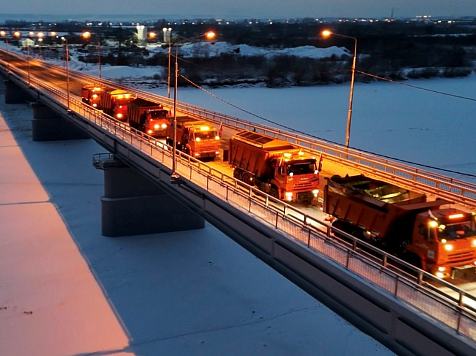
[0,31,9,73]
[163,27,172,98]
[171,31,216,180]
[82,31,101,78]
[322,30,357,149]
[61,37,70,110]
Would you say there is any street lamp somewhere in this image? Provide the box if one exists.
[0,31,9,73]
[61,37,70,110]
[171,31,215,180]
[322,30,357,148]
[163,27,172,98]
[82,31,101,78]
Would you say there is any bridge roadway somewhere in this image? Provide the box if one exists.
[2,49,476,354]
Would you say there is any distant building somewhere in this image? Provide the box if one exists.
[21,38,34,48]
[136,25,147,46]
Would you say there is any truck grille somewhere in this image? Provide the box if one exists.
[294,182,313,190]
[448,251,474,263]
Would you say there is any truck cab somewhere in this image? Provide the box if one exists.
[410,210,476,278]
[180,123,220,160]
[81,85,103,108]
[273,154,320,203]
[143,109,170,137]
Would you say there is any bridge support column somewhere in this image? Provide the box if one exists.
[4,79,32,104]
[97,157,204,237]
[31,102,88,141]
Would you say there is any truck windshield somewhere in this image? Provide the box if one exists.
[286,160,317,175]
[195,130,218,140]
[437,221,476,240]
[150,110,168,119]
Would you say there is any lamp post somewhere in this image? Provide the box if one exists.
[163,27,172,98]
[322,30,357,148]
[171,31,215,180]
[82,31,101,78]
[61,37,70,110]
[0,31,9,73]
[27,43,31,85]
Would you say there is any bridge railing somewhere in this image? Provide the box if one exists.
[4,58,476,344]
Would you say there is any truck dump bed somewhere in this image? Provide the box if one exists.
[229,131,298,177]
[324,175,447,238]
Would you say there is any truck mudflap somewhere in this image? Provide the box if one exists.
[451,264,476,279]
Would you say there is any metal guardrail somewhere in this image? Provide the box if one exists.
[2,54,476,346]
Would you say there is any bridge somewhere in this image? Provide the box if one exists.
[1,48,476,355]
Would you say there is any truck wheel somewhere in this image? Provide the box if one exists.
[242,173,253,186]
[269,187,279,199]
[233,169,242,180]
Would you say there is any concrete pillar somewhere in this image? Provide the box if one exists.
[31,102,89,141]
[98,158,204,237]
[4,79,31,104]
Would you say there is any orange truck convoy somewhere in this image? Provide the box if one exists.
[165,116,220,160]
[228,131,320,204]
[128,98,171,137]
[324,174,476,279]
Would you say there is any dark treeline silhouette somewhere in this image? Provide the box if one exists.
[3,18,476,86]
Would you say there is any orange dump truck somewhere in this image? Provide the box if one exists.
[99,89,134,121]
[165,116,220,160]
[128,98,170,137]
[228,131,320,204]
[324,174,476,279]
[81,85,103,108]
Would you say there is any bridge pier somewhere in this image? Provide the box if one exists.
[95,155,204,237]
[4,79,34,104]
[31,102,89,141]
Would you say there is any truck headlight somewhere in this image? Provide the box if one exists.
[116,113,123,119]
[436,272,445,279]
[154,124,160,129]
[438,266,446,272]
[472,239,476,247]
[161,123,167,129]
[444,244,454,251]
[312,189,319,197]
[285,192,293,201]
